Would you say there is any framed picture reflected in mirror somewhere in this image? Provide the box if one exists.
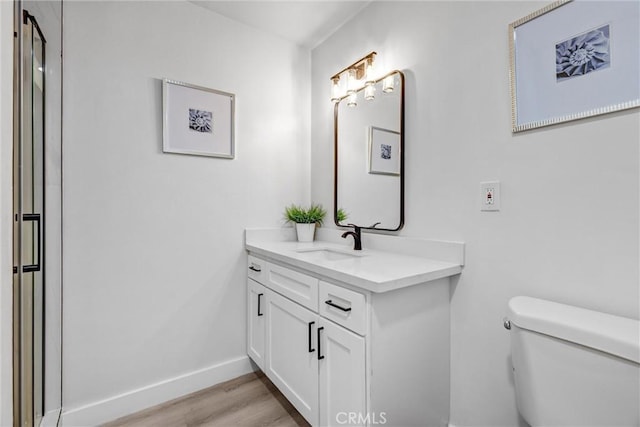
[368,126,400,176]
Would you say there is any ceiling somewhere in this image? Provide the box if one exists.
[191,1,371,49]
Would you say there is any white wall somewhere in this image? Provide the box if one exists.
[311,2,639,426]
[0,1,14,425]
[62,1,310,424]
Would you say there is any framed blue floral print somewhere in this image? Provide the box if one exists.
[509,0,639,132]
[162,79,235,158]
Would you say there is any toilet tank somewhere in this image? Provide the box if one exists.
[507,296,640,427]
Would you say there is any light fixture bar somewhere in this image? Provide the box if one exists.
[330,51,377,81]
[331,70,399,103]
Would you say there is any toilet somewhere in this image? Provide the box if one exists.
[506,296,640,426]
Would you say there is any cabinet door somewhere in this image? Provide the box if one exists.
[266,291,319,426]
[247,279,266,370]
[319,318,366,427]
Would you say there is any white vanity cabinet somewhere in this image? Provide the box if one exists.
[266,288,320,423]
[247,255,367,426]
[246,250,452,427]
[246,278,266,370]
[318,317,366,427]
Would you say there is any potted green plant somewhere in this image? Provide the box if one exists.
[336,208,348,224]
[284,203,326,242]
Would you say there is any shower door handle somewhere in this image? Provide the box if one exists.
[22,213,41,273]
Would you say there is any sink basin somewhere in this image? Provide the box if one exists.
[296,247,363,261]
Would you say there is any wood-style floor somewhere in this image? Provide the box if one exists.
[102,371,310,427]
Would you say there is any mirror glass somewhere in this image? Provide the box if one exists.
[334,71,404,231]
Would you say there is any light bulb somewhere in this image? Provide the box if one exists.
[347,92,357,108]
[383,75,395,93]
[330,77,341,103]
[364,57,375,86]
[346,69,357,96]
[364,84,375,101]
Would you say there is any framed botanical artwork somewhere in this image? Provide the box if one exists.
[368,126,400,176]
[509,0,639,132]
[162,79,235,158]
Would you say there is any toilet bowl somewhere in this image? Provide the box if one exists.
[506,296,640,426]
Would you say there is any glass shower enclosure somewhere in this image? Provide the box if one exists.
[13,8,46,427]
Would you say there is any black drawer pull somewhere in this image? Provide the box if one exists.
[257,293,264,316]
[249,265,261,272]
[317,326,324,360]
[308,321,315,352]
[325,300,351,312]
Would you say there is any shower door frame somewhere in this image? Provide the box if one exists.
[13,4,47,426]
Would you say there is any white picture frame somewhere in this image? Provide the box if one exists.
[509,0,640,133]
[368,126,400,176]
[162,79,235,158]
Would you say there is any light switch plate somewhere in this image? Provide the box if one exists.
[480,181,500,211]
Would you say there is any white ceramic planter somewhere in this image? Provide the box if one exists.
[295,223,316,242]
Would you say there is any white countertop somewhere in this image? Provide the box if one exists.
[245,229,464,293]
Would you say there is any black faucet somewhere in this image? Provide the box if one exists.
[341,224,362,251]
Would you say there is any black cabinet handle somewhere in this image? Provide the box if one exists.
[308,321,315,352]
[249,265,261,272]
[257,293,264,316]
[317,326,325,360]
[22,213,41,273]
[325,300,351,312]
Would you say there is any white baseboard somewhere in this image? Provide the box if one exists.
[60,356,254,427]
[40,408,61,427]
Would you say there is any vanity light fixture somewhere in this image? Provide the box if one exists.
[364,84,375,101]
[382,74,395,93]
[346,68,357,96]
[330,51,377,103]
[347,92,358,108]
[330,77,341,103]
[364,56,376,100]
[364,56,375,86]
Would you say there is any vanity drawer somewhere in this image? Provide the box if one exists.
[247,255,267,284]
[265,262,319,311]
[319,281,366,335]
